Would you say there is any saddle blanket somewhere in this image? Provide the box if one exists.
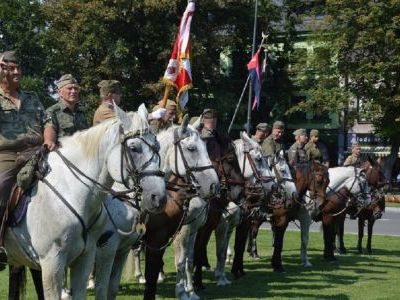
[9,190,31,227]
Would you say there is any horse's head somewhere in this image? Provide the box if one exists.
[107,104,167,213]
[272,150,298,203]
[307,161,330,208]
[214,136,245,204]
[159,115,220,199]
[362,157,388,189]
[236,132,276,200]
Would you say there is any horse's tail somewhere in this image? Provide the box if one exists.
[9,265,27,299]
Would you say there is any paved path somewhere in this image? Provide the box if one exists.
[262,207,400,236]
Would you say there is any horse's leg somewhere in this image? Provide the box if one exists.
[298,206,312,267]
[231,219,250,279]
[173,226,189,300]
[94,239,119,300]
[186,229,201,300]
[357,217,365,254]
[143,245,164,300]
[271,223,288,273]
[40,257,66,299]
[366,218,375,254]
[215,214,229,285]
[133,246,146,283]
[8,265,25,300]
[108,251,130,300]
[30,268,44,300]
[69,250,96,300]
[337,214,347,254]
[322,216,336,262]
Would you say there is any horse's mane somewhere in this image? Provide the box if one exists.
[61,111,149,158]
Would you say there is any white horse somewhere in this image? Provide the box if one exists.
[214,132,275,286]
[4,104,166,299]
[92,119,219,300]
[301,166,372,263]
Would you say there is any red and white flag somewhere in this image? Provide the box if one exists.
[163,1,195,108]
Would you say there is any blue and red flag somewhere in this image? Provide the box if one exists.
[247,49,261,110]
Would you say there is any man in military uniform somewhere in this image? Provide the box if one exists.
[261,121,285,158]
[43,74,88,150]
[149,99,176,134]
[343,142,362,167]
[0,51,44,269]
[288,128,309,167]
[304,129,322,162]
[252,123,269,145]
[92,80,122,125]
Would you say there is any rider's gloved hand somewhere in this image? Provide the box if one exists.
[149,108,166,120]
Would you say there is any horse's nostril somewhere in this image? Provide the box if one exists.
[210,183,220,195]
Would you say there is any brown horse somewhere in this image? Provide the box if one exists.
[335,158,387,255]
[244,159,329,273]
[312,166,372,261]
[192,135,245,291]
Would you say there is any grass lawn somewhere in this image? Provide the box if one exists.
[1,230,399,299]
[386,201,400,208]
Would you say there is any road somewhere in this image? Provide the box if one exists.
[262,207,400,236]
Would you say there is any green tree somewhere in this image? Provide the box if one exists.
[289,0,400,178]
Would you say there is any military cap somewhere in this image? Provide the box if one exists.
[57,74,78,89]
[98,80,122,97]
[202,108,217,119]
[310,129,319,137]
[157,99,177,110]
[189,116,199,125]
[293,128,307,136]
[0,50,20,64]
[256,123,269,132]
[272,120,285,129]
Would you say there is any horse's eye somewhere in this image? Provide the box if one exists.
[187,145,197,152]
[129,144,142,153]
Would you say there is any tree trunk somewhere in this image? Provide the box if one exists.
[382,137,400,183]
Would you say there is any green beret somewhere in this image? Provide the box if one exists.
[57,74,78,89]
[0,50,20,64]
[256,123,269,131]
[273,120,285,129]
[293,128,307,136]
[202,108,217,119]
[310,129,319,137]
[98,80,122,97]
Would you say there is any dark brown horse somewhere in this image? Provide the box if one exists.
[335,158,387,255]
[192,135,245,291]
[243,159,329,273]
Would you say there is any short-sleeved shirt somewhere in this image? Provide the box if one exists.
[93,102,115,125]
[304,141,322,161]
[343,154,362,167]
[0,88,44,153]
[261,135,284,157]
[44,101,88,139]
[288,142,309,166]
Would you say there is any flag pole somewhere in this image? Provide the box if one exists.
[246,0,259,134]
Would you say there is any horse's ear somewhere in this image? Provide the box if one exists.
[278,149,285,159]
[137,103,149,122]
[181,114,190,132]
[240,131,253,145]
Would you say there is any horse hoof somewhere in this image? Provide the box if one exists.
[273,267,286,274]
[157,272,166,283]
[87,278,95,290]
[189,292,201,300]
[61,288,72,300]
[302,261,313,268]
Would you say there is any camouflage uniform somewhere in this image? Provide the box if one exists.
[44,101,88,140]
[93,102,115,125]
[0,89,44,241]
[304,140,322,161]
[288,142,309,167]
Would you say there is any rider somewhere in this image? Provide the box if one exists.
[0,51,45,270]
[43,74,88,150]
[261,120,285,160]
[252,123,270,145]
[149,99,176,134]
[343,142,363,167]
[304,129,322,163]
[288,128,309,167]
